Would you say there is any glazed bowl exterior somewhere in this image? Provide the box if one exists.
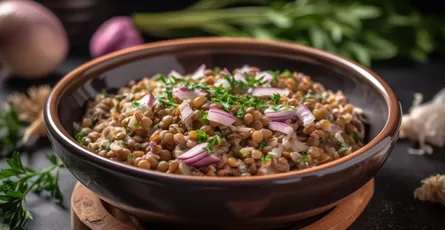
[44,37,401,228]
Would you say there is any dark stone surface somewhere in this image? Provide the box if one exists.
[0,57,444,229]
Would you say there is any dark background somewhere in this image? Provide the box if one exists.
[2,1,445,229]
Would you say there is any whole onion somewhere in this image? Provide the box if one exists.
[0,0,68,78]
[90,16,144,58]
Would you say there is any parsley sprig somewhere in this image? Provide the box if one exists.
[0,107,24,157]
[337,143,351,154]
[202,132,225,153]
[0,152,65,229]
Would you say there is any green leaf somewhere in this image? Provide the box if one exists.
[265,10,291,28]
[334,10,361,29]
[362,33,398,59]
[349,5,381,19]
[346,42,371,66]
[250,27,276,40]
[416,29,434,53]
[309,27,325,49]
[409,49,428,62]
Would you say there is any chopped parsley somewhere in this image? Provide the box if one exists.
[213,67,221,74]
[337,143,350,154]
[131,100,143,109]
[74,130,87,142]
[199,110,209,125]
[128,153,136,159]
[196,130,208,143]
[258,140,267,150]
[134,122,141,129]
[269,70,280,83]
[100,141,111,151]
[352,132,361,143]
[210,86,267,117]
[203,132,224,153]
[303,93,315,102]
[296,155,310,164]
[272,93,281,104]
[155,90,178,107]
[283,69,292,78]
[261,153,273,162]
[92,116,99,125]
[156,74,185,86]
[271,103,295,112]
[100,89,109,97]
[115,95,126,101]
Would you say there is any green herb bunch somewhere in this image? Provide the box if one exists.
[133,0,445,66]
[0,153,64,229]
[0,107,24,157]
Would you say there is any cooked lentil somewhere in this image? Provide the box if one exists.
[73,65,366,177]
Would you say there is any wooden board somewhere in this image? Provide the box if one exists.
[71,179,374,230]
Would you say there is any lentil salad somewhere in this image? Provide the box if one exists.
[73,65,366,177]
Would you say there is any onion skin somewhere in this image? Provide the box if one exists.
[0,0,68,78]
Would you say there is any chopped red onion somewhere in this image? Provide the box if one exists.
[208,108,236,126]
[215,78,230,88]
[238,65,252,73]
[178,142,221,167]
[127,114,139,130]
[191,64,206,80]
[222,68,231,76]
[137,93,155,107]
[249,88,289,97]
[295,104,315,126]
[182,151,208,164]
[283,133,309,152]
[178,101,193,130]
[168,70,183,78]
[190,154,221,167]
[234,72,247,83]
[255,71,274,82]
[178,142,208,160]
[173,87,199,100]
[265,109,296,121]
[331,124,342,134]
[268,122,294,135]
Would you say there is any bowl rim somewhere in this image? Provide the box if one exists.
[45,37,401,184]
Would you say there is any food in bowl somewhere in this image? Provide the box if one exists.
[73,65,366,177]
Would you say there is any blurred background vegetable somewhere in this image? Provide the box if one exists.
[90,16,144,58]
[131,0,445,66]
[0,0,68,78]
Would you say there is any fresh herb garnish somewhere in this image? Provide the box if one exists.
[0,106,23,157]
[352,132,361,143]
[283,69,292,78]
[213,67,221,74]
[131,100,143,109]
[261,153,273,162]
[115,95,126,101]
[128,153,136,159]
[203,132,224,153]
[296,155,310,164]
[258,140,267,150]
[272,93,281,104]
[73,130,87,142]
[100,141,111,151]
[196,130,208,143]
[134,122,141,129]
[92,116,99,125]
[156,74,185,86]
[155,90,179,107]
[338,143,351,154]
[100,89,109,97]
[303,93,315,102]
[269,70,280,83]
[0,152,64,229]
[199,110,209,125]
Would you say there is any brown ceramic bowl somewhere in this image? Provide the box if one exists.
[44,37,401,229]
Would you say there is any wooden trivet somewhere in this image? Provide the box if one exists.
[71,179,374,230]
